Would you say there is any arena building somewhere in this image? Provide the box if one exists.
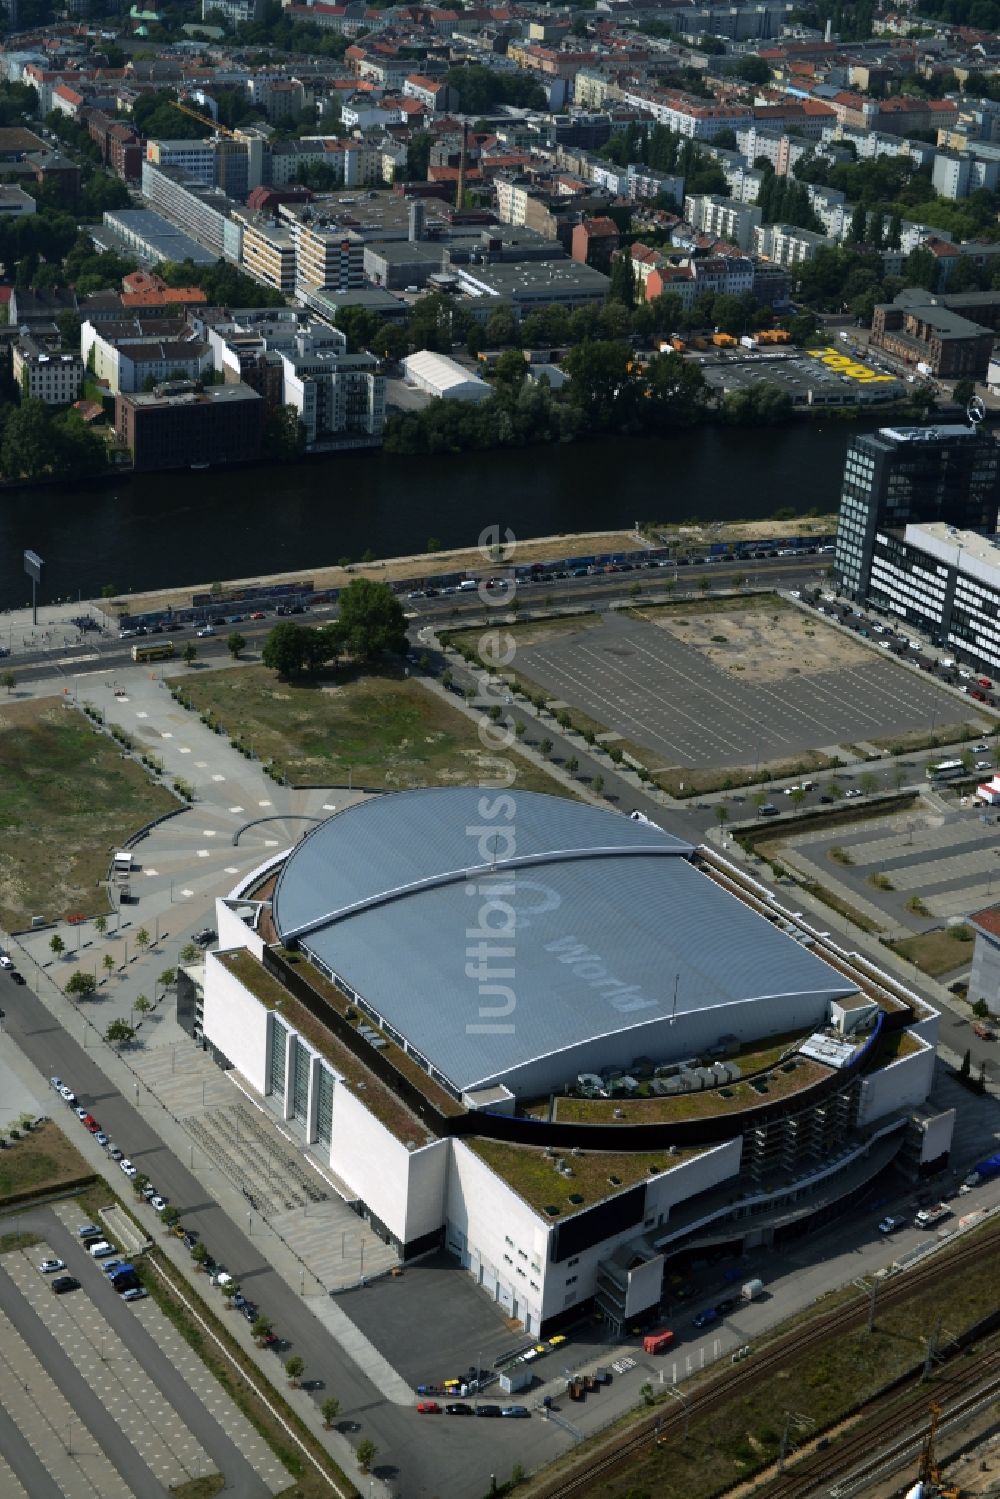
[199,788,951,1336]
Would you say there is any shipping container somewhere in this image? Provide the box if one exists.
[642,1329,675,1354]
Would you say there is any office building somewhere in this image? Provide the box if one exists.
[871,288,999,378]
[834,424,1000,604]
[279,329,384,445]
[116,381,262,470]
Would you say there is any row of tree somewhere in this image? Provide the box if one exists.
[0,399,108,482]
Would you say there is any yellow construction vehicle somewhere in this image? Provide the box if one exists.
[911,1402,961,1499]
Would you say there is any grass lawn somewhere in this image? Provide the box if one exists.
[0,697,176,930]
[532,1222,1000,1499]
[172,664,573,796]
[169,1478,225,1499]
[888,926,975,978]
[0,1121,93,1203]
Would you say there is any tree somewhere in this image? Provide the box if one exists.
[332,579,407,663]
[953,377,976,409]
[322,1396,340,1427]
[859,771,878,795]
[49,934,65,959]
[356,1439,377,1472]
[592,774,604,795]
[790,787,807,809]
[262,621,333,679]
[252,1313,273,1343]
[134,927,150,953]
[903,245,937,293]
[735,55,770,83]
[227,631,247,660]
[65,970,97,999]
[492,349,527,394]
[261,405,305,462]
[715,804,729,827]
[105,1018,135,1048]
[159,967,176,989]
[134,1172,150,1198]
[103,952,115,978]
[94,914,107,937]
[134,995,152,1015]
[0,669,15,694]
[192,1242,209,1268]
[565,755,579,775]
[161,1206,180,1230]
[183,642,198,667]
[180,943,198,963]
[607,252,637,308]
[972,998,990,1018]
[285,1354,304,1386]
[540,737,553,755]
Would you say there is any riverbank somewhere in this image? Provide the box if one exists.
[99,514,839,619]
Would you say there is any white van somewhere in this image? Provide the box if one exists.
[458,579,478,592]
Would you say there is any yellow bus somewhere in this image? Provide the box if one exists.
[131,640,175,664]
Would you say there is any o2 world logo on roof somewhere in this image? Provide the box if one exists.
[967,394,985,427]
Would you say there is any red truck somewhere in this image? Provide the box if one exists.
[643,1329,675,1355]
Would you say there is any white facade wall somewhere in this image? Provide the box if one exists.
[202,951,270,1090]
[403,1139,450,1244]
[447,1140,550,1334]
[215,901,267,960]
[329,1083,418,1244]
[857,1041,935,1127]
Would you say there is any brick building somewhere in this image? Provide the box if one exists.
[871,288,999,377]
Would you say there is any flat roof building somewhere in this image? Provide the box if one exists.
[200,790,948,1337]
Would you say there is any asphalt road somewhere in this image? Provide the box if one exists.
[9,554,825,685]
[0,972,578,1498]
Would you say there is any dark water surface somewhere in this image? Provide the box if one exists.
[0,421,868,607]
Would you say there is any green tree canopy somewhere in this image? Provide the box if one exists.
[332,579,407,662]
[261,621,329,678]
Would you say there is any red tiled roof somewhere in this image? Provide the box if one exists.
[971,904,1000,937]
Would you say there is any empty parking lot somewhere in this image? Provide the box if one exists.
[513,609,979,770]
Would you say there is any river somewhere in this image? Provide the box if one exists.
[0,420,873,608]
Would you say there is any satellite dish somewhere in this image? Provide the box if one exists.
[968,394,985,426]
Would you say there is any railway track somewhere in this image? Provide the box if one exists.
[533,1224,1000,1499]
[768,1347,1000,1499]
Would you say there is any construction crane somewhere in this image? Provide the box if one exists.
[906,1402,961,1499]
[169,98,237,139]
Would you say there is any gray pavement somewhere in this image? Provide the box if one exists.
[510,609,970,770]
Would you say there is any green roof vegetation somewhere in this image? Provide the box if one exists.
[467,1138,702,1217]
[277,951,464,1117]
[218,950,434,1146]
[553,1054,829,1125]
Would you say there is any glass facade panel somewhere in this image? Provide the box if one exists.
[316,1066,334,1146]
[291,1036,310,1121]
[269,1018,287,1098]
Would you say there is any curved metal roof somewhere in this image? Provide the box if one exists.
[271,789,852,1094]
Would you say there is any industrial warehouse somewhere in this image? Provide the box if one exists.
[198,789,951,1336]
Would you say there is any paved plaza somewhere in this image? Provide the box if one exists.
[515,612,978,768]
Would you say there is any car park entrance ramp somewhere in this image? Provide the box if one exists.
[100,1205,152,1258]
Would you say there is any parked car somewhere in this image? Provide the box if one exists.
[94,1132,109,1147]
[10,972,24,985]
[122,1287,147,1302]
[501,1406,530,1418]
[50,1076,63,1092]
[878,1216,899,1234]
[88,1241,116,1258]
[52,1276,80,1294]
[693,1307,718,1330]
[417,1402,442,1414]
[0,954,14,969]
[77,1223,101,1238]
[196,626,215,638]
[715,1296,739,1315]
[119,1158,137,1178]
[475,1405,502,1418]
[150,1196,167,1213]
[446,1403,474,1416]
[107,1146,124,1162]
[38,1258,65,1274]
